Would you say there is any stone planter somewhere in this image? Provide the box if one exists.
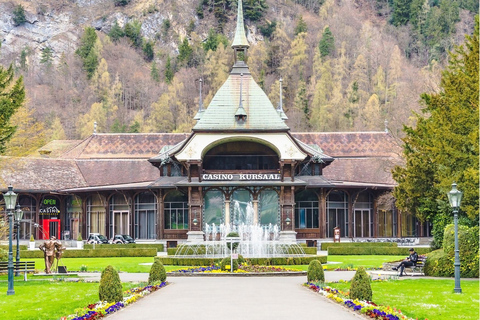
[29,241,35,250]
[76,241,84,249]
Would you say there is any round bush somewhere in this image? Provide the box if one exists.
[149,258,167,284]
[226,232,240,251]
[99,265,123,302]
[307,259,324,282]
[349,266,372,301]
[220,257,238,271]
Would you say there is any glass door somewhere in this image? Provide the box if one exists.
[113,211,129,235]
[354,209,371,238]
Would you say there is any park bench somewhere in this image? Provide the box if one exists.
[403,256,427,276]
[0,261,36,281]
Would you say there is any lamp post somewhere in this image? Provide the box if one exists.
[14,204,24,277]
[447,182,463,294]
[3,185,18,295]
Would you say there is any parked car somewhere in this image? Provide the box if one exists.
[111,234,135,244]
[87,233,109,244]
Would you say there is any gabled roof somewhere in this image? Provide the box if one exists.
[193,70,289,132]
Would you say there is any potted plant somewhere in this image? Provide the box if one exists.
[76,233,84,249]
[29,234,35,250]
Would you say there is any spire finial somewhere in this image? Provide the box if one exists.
[276,78,288,120]
[194,78,204,120]
[231,0,249,49]
[235,73,247,122]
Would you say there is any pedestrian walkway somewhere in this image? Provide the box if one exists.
[106,275,364,320]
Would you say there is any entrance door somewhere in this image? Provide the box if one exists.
[137,210,156,239]
[354,209,371,238]
[113,211,129,235]
[42,219,61,239]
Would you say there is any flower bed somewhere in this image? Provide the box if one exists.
[171,265,301,274]
[63,282,167,320]
[305,282,420,320]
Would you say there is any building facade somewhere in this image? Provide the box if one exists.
[0,1,430,243]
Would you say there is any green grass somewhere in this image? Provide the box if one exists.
[279,255,406,271]
[325,279,479,320]
[0,280,137,320]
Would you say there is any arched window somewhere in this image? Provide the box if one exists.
[295,190,318,229]
[134,192,157,239]
[203,141,279,171]
[326,191,348,237]
[164,190,188,230]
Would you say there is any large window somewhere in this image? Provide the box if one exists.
[87,195,106,236]
[354,192,373,238]
[66,196,82,241]
[134,192,157,239]
[378,209,397,237]
[18,195,36,240]
[204,190,224,226]
[164,190,188,230]
[109,194,130,236]
[231,189,253,226]
[295,190,319,229]
[259,189,279,226]
[203,141,279,171]
[326,191,348,237]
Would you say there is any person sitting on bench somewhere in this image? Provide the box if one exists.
[392,248,418,276]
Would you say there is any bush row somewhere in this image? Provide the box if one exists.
[157,255,327,266]
[424,225,479,278]
[320,242,398,250]
[0,245,28,251]
[20,248,157,258]
[167,245,317,256]
[83,243,164,252]
[327,246,431,255]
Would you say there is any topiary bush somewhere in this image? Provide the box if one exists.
[99,265,123,302]
[220,257,238,271]
[149,258,167,284]
[226,232,240,251]
[349,266,372,301]
[307,259,324,282]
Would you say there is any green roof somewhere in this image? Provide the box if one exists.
[231,0,249,48]
[193,65,289,131]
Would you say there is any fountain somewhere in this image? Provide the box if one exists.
[174,201,306,258]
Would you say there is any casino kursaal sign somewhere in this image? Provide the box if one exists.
[201,173,281,181]
[40,197,60,217]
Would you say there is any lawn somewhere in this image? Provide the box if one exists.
[324,278,480,320]
[280,255,406,271]
[0,280,137,320]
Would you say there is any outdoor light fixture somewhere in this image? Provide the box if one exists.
[447,182,463,294]
[14,204,23,277]
[285,217,291,226]
[3,185,18,295]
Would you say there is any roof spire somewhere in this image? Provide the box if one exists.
[235,73,247,122]
[194,78,204,120]
[277,78,288,120]
[231,0,249,50]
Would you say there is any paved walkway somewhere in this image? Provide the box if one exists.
[105,275,363,320]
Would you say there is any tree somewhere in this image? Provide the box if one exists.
[12,5,26,26]
[391,0,413,26]
[40,47,53,66]
[164,56,174,84]
[318,26,335,58]
[4,105,45,156]
[124,20,143,48]
[177,38,193,67]
[143,40,155,62]
[393,19,479,229]
[76,27,99,79]
[0,65,25,154]
[244,0,268,21]
[294,16,307,35]
[108,20,124,42]
[151,60,160,82]
[114,0,131,6]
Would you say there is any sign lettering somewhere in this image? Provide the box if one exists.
[202,173,281,181]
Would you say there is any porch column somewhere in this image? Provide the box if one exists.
[224,200,231,225]
[252,199,259,225]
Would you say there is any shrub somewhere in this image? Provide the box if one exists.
[13,5,26,26]
[0,248,7,261]
[149,258,167,284]
[328,246,431,255]
[99,265,123,302]
[77,233,83,241]
[237,254,246,265]
[220,257,238,271]
[114,0,131,6]
[307,260,324,282]
[349,266,372,301]
[425,224,479,278]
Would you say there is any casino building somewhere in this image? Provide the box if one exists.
[0,1,429,244]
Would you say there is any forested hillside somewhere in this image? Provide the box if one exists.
[0,0,476,155]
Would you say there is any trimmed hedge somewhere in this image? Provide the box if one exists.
[0,245,28,251]
[157,255,327,266]
[168,245,317,256]
[320,242,398,250]
[20,248,157,258]
[84,243,164,252]
[327,246,431,255]
[424,224,479,278]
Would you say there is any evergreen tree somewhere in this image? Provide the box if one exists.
[76,27,99,79]
[294,16,308,35]
[164,56,174,84]
[0,65,25,154]
[243,0,268,21]
[259,20,276,39]
[109,20,125,42]
[151,60,160,82]
[391,0,413,26]
[40,47,53,66]
[318,27,335,58]
[124,20,143,48]
[12,5,26,26]
[393,19,479,226]
[177,38,193,67]
[143,40,155,62]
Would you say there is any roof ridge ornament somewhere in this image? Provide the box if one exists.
[231,0,249,65]
[277,78,288,120]
[193,78,204,121]
[235,73,247,122]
